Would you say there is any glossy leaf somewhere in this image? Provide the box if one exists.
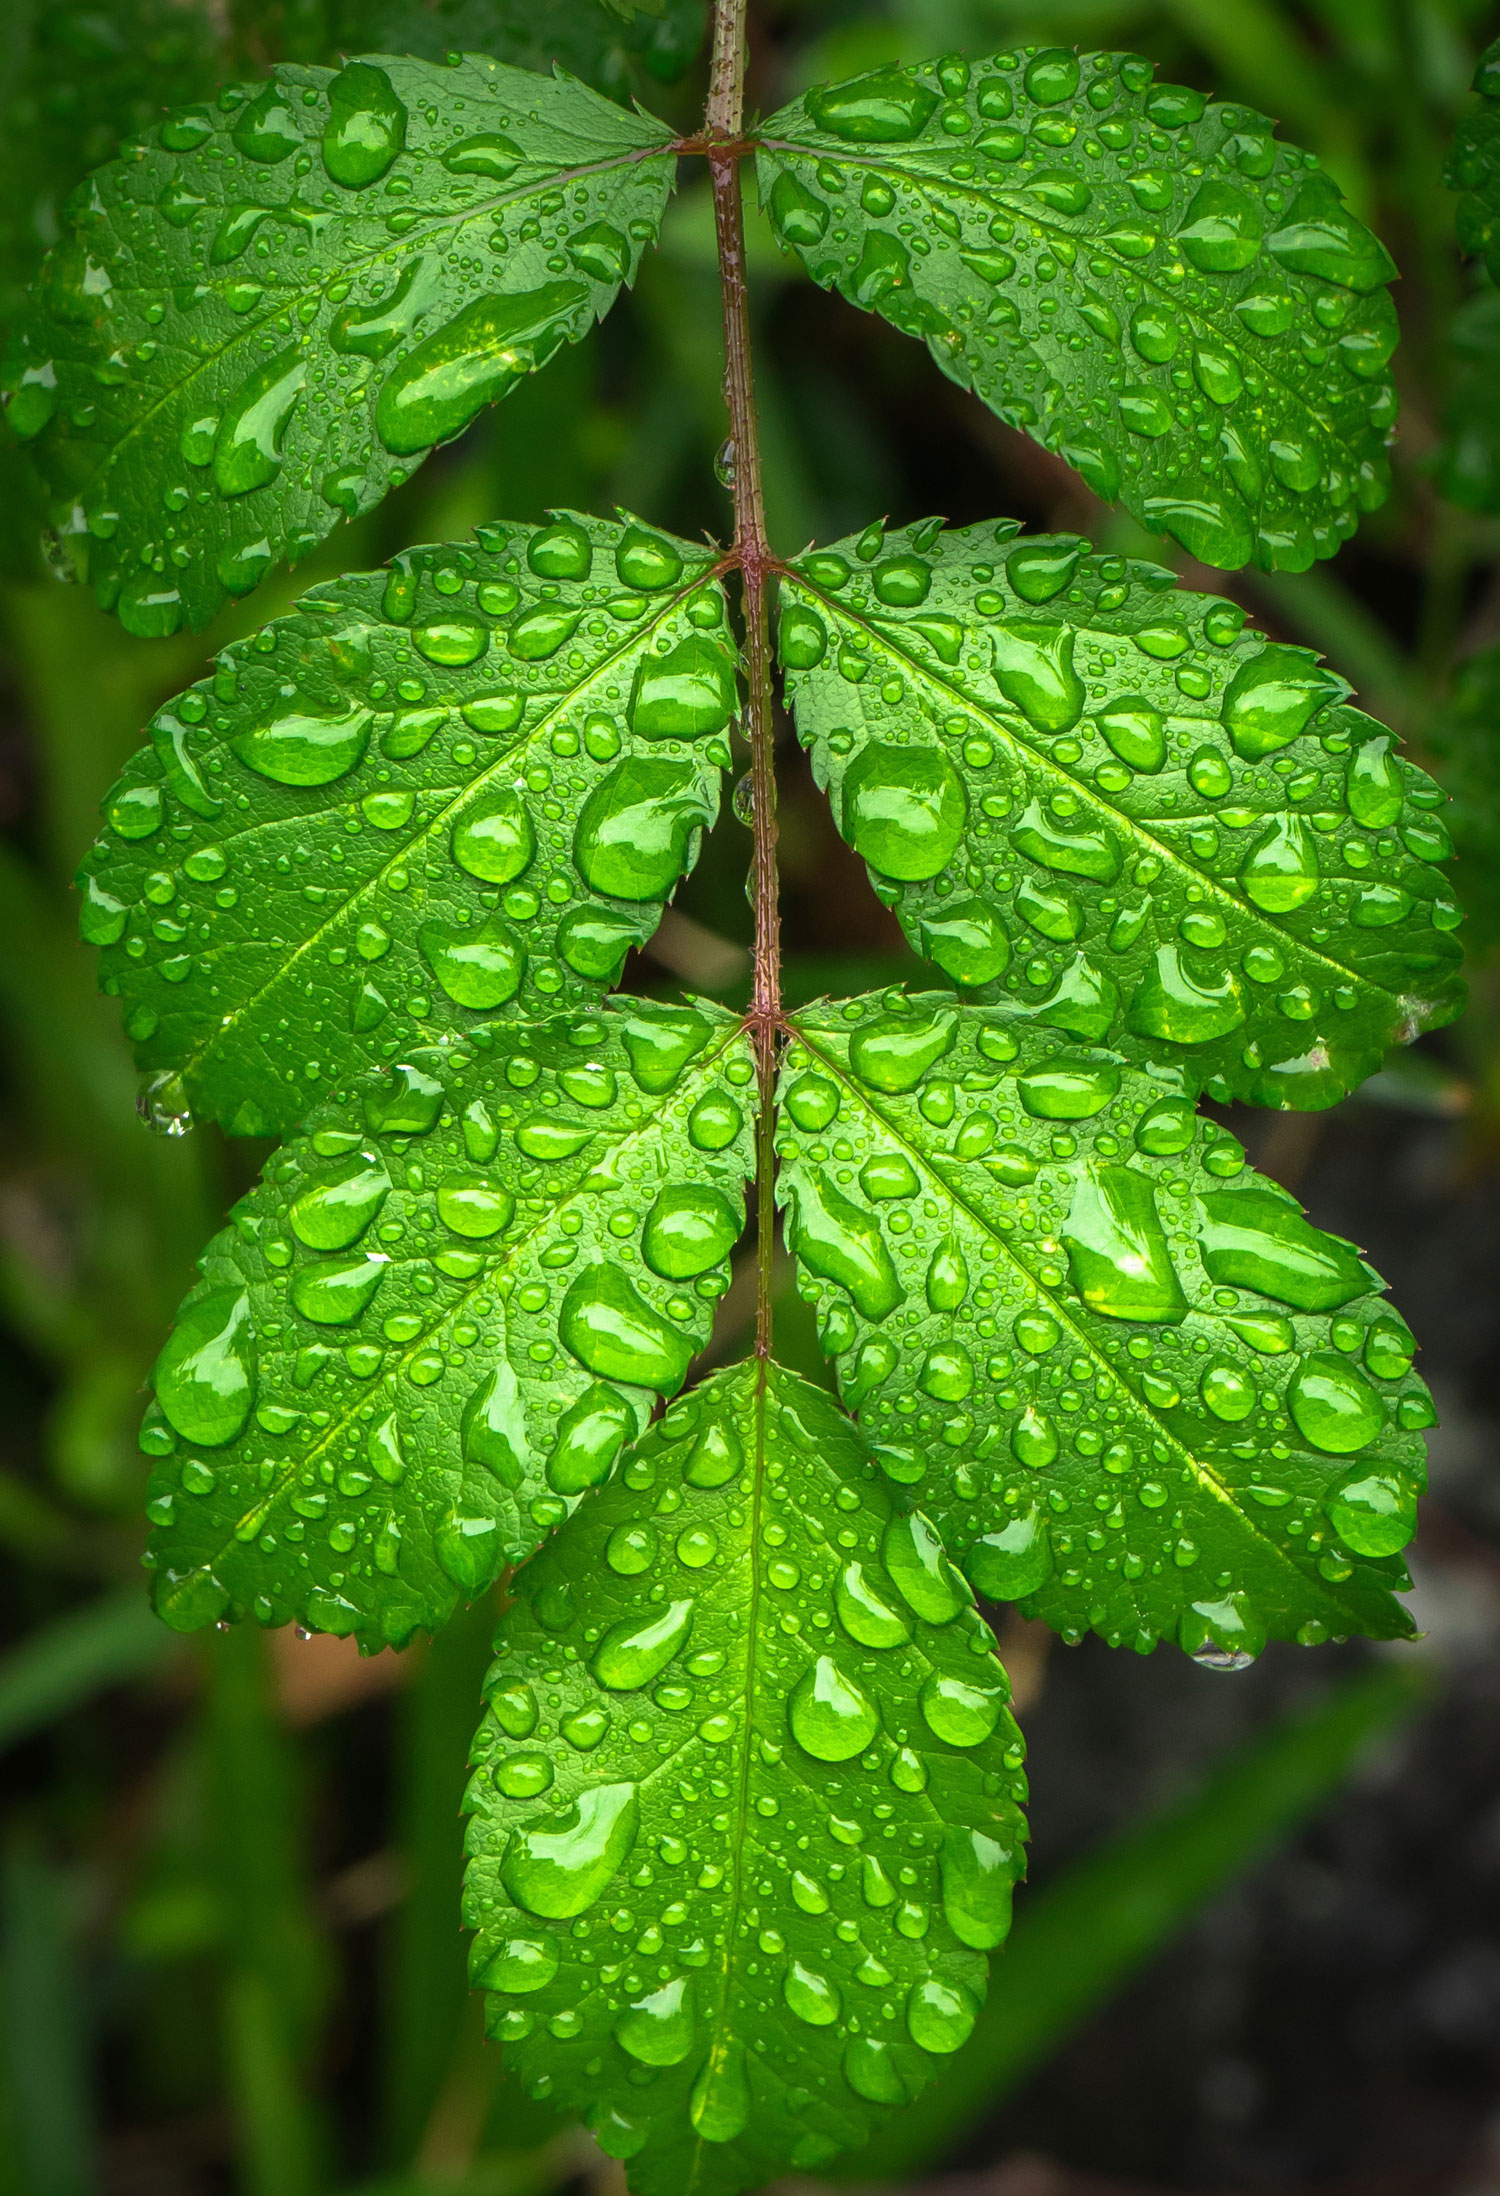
[1448,35,1500,283]
[777,991,1431,1658]
[80,515,736,1136]
[141,999,755,1647]
[757,48,1398,573]
[331,0,706,94]
[1428,642,1500,953]
[4,55,674,631]
[777,520,1462,1112]
[462,1361,1028,2196]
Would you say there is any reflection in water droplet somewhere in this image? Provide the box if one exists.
[290,1255,386,1325]
[559,1267,694,1391]
[907,1979,980,2054]
[591,1599,694,1690]
[290,1153,390,1250]
[499,1781,639,1918]
[154,1287,255,1446]
[788,1654,880,1760]
[231,703,371,787]
[784,1961,841,2027]
[1288,1351,1385,1454]
[614,1976,696,2064]
[939,1825,1015,1949]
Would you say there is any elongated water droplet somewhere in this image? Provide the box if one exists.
[461,1361,529,1488]
[546,1384,633,1495]
[834,1559,910,1647]
[559,1267,694,1391]
[231,702,370,787]
[939,1826,1015,1949]
[290,1152,389,1250]
[499,1782,639,1918]
[214,348,304,497]
[1062,1165,1188,1323]
[784,1961,840,2027]
[574,759,710,900]
[375,283,588,455]
[290,1255,385,1325]
[848,1009,956,1093]
[782,1168,900,1319]
[591,1599,694,1690]
[788,1654,880,1760]
[476,1935,557,1992]
[807,70,938,141]
[883,1511,969,1622]
[689,2038,750,2143]
[323,63,407,187]
[154,1287,255,1446]
[964,1508,1052,1599]
[1196,1188,1366,1310]
[907,1979,980,2054]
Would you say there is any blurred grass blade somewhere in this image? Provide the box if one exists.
[0,1848,98,2196]
[0,1589,173,1754]
[855,1660,1430,2181]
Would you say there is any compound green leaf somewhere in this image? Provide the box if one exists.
[80,515,735,1136]
[1448,36,1500,283]
[4,55,674,631]
[1428,642,1500,953]
[463,1360,1028,2196]
[331,0,706,95]
[756,48,1398,573]
[777,991,1431,1659]
[142,999,755,1647]
[778,521,1463,1112]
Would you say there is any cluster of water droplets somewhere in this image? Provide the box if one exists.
[777,518,1462,1112]
[462,1364,1027,2186]
[4,53,674,631]
[80,514,737,1135]
[140,998,756,1646]
[776,989,1433,1663]
[760,43,1399,574]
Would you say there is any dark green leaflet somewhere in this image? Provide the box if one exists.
[756,47,1398,574]
[80,516,735,1136]
[777,993,1431,1657]
[777,521,1462,1112]
[1428,643,1500,954]
[1437,289,1500,516]
[330,0,706,95]
[143,1000,755,1647]
[1448,36,1500,282]
[463,1362,1028,2196]
[3,55,674,632]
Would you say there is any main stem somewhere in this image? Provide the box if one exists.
[705,0,780,1360]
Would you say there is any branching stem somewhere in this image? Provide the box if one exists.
[704,0,780,1361]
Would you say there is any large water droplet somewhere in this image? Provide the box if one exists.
[848,1009,956,1093]
[784,1960,841,2027]
[630,636,736,741]
[1288,1351,1385,1453]
[419,914,524,1010]
[1126,945,1246,1045]
[1327,1472,1417,1556]
[375,283,589,455]
[462,1361,529,1489]
[154,1287,255,1446]
[782,1169,900,1320]
[231,702,370,786]
[499,1782,639,1918]
[1062,1165,1188,1323]
[290,1152,390,1250]
[573,759,710,900]
[1096,700,1166,773]
[689,2038,750,2143]
[546,1383,633,1495]
[1266,175,1397,293]
[883,1511,970,1623]
[1177,180,1263,271]
[290,1255,385,1326]
[614,1976,696,2065]
[807,69,938,141]
[1195,1188,1366,1310]
[1016,1056,1119,1119]
[1223,647,1341,759]
[436,1510,502,1594]
[642,1185,741,1279]
[214,348,304,497]
[939,1826,1015,1949]
[788,1654,880,1760]
[1346,735,1404,828]
[843,2036,908,2105]
[834,1559,910,1647]
[559,1267,693,1391]
[1241,815,1320,912]
[616,527,683,591]
[621,1007,711,1093]
[965,1508,1053,1599]
[231,82,301,164]
[591,1599,694,1689]
[476,1935,558,1993]
[685,1419,741,1488]
[991,621,1084,731]
[907,1979,980,2055]
[919,899,1010,985]
[841,741,967,881]
[1012,799,1120,882]
[322,62,406,188]
[451,791,534,884]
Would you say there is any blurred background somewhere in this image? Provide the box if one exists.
[1,1,1499,2191]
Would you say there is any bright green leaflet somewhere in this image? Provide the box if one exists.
[463,1362,1028,2196]
[3,55,675,632]
[1448,36,1500,283]
[1428,643,1500,955]
[79,515,735,1136]
[777,992,1431,1657]
[143,999,755,1648]
[777,521,1462,1112]
[757,47,1398,574]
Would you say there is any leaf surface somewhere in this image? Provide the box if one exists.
[463,1361,1028,2196]
[756,48,1398,572]
[1448,36,1500,283]
[777,991,1431,1657]
[143,999,755,1646]
[5,56,673,630]
[331,0,706,94]
[1428,642,1500,953]
[778,521,1462,1111]
[80,516,735,1135]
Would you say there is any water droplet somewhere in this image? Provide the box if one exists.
[154,1287,255,1446]
[450,791,534,884]
[476,1935,558,1993]
[991,620,1084,731]
[920,1670,1006,1747]
[688,1094,742,1151]
[919,899,1010,985]
[1177,179,1263,271]
[1096,701,1166,773]
[1196,1188,1366,1310]
[231,82,301,164]
[1346,735,1404,827]
[214,348,304,497]
[1327,1472,1417,1556]
[622,1007,711,1093]
[558,1267,692,1392]
[779,603,827,669]
[418,914,524,1010]
[1017,1056,1119,1120]
[461,1362,529,1489]
[925,1239,968,1312]
[1266,175,1396,293]
[784,1961,840,2027]
[490,1679,538,1739]
[322,62,406,188]
[841,741,967,881]
[939,1825,1015,1949]
[616,527,683,591]
[1025,47,1080,102]
[1241,815,1320,912]
[1135,1096,1195,1155]
[1012,799,1119,882]
[842,2036,908,2105]
[375,282,588,455]
[848,1008,956,1093]
[965,1509,1053,1599]
[641,1186,741,1279]
[788,1654,880,1760]
[1012,1406,1058,1470]
[1288,1351,1385,1454]
[591,1598,694,1690]
[767,170,830,248]
[499,1781,639,1918]
[493,1752,553,1800]
[1062,1165,1188,1323]
[614,1976,696,2065]
[435,1510,502,1593]
[606,1523,657,1576]
[137,1071,194,1136]
[1126,946,1246,1045]
[834,1559,910,1647]
[546,1384,633,1495]
[689,2038,750,2143]
[574,759,710,900]
[1223,647,1341,760]
[907,1979,979,2055]
[437,1179,515,1239]
[231,702,370,787]
[807,71,938,141]
[883,1511,970,1623]
[685,1420,741,1488]
[567,222,631,282]
[290,1255,385,1326]
[290,1152,390,1250]
[782,1168,900,1320]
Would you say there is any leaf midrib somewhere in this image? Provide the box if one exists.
[786,570,1407,1010]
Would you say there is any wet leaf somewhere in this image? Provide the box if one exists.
[1447,35,1500,284]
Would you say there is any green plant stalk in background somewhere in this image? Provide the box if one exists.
[2,1,1486,2191]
